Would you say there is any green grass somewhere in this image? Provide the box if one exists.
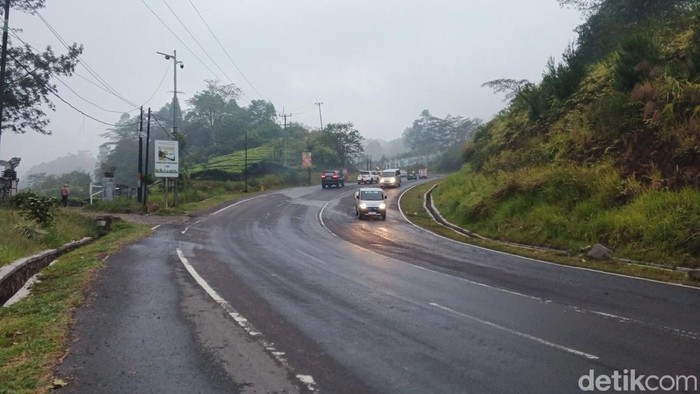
[401,181,697,285]
[190,145,275,174]
[431,164,700,269]
[0,220,151,393]
[0,209,99,268]
[82,176,295,216]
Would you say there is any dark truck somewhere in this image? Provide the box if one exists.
[321,170,345,188]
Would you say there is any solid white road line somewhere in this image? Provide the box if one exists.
[398,184,700,291]
[175,248,317,391]
[181,195,270,235]
[430,302,599,360]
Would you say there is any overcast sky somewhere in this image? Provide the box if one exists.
[1,0,582,177]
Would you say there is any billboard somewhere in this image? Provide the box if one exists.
[154,140,179,178]
[301,151,312,168]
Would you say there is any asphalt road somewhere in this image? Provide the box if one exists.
[59,181,700,393]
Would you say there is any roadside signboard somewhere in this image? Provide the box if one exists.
[301,151,312,168]
[154,140,179,178]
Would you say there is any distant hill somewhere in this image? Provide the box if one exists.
[19,151,97,188]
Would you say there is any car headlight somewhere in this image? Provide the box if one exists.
[359,203,367,209]
[379,203,386,210]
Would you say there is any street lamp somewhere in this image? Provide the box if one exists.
[156,50,183,206]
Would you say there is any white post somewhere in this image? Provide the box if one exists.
[89,183,103,205]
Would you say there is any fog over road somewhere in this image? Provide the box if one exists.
[60,182,700,393]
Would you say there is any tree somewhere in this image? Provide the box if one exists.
[27,170,91,200]
[403,110,480,155]
[558,0,694,16]
[482,79,535,105]
[1,1,83,135]
[563,0,695,62]
[244,99,281,146]
[97,113,139,187]
[184,80,242,154]
[321,123,364,169]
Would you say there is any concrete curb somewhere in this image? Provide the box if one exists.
[423,183,566,254]
[422,183,695,278]
[0,237,93,306]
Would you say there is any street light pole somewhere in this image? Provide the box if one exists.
[156,49,183,206]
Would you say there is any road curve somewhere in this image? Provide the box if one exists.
[177,182,700,393]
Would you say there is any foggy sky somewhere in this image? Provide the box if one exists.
[0,0,582,178]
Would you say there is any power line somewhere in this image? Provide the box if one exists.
[9,29,168,114]
[161,0,236,87]
[8,52,124,127]
[149,113,174,139]
[29,9,186,111]
[140,0,226,83]
[138,62,173,108]
[286,103,316,116]
[9,31,130,114]
[53,74,130,114]
[187,0,265,100]
[48,90,123,127]
[33,10,139,108]
[70,62,170,110]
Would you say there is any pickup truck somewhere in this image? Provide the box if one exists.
[357,171,377,184]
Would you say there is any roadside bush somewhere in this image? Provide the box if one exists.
[259,174,283,190]
[8,192,57,226]
[11,221,47,241]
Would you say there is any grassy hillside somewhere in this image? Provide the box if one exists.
[434,2,700,268]
[190,144,276,174]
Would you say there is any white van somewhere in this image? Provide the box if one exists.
[379,169,401,188]
[354,187,387,220]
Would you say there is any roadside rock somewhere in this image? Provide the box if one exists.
[586,243,612,260]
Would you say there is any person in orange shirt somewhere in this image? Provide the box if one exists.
[61,184,70,207]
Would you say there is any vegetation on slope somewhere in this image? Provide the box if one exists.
[434,0,700,268]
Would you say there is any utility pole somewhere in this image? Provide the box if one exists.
[157,49,183,206]
[0,0,12,151]
[278,109,291,129]
[278,108,291,166]
[244,130,248,193]
[315,101,324,131]
[143,108,152,207]
[137,107,144,203]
